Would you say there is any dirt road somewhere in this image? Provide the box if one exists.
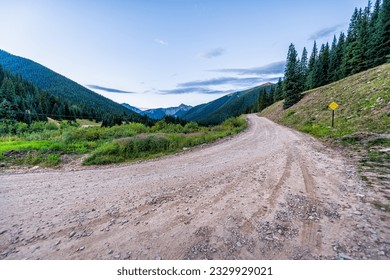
[0,115,389,259]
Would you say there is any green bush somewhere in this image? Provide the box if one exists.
[60,120,80,129]
[0,120,17,135]
[3,116,247,166]
[151,120,167,132]
[183,122,200,133]
[45,122,60,130]
[127,122,149,134]
[61,127,102,142]
[29,122,43,132]
[46,154,61,166]
[0,122,7,135]
[84,135,173,165]
[16,122,29,135]
[118,135,172,156]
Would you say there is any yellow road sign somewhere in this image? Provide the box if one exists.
[328,101,339,110]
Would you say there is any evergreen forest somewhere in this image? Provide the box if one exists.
[254,0,390,111]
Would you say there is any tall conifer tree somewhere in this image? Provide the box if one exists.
[283,44,302,109]
[377,0,390,63]
[298,47,308,92]
[305,41,318,90]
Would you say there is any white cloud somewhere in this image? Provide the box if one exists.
[308,24,344,40]
[199,48,225,59]
[155,38,168,45]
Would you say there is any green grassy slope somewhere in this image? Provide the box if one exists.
[260,64,390,206]
[260,64,390,137]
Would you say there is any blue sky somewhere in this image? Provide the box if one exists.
[0,0,368,109]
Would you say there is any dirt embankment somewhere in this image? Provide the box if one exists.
[0,115,389,259]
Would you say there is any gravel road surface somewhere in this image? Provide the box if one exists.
[1,115,389,259]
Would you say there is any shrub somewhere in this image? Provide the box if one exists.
[46,153,61,166]
[183,122,200,133]
[84,135,173,165]
[60,120,80,129]
[151,120,168,132]
[29,122,47,132]
[45,122,59,130]
[61,127,102,143]
[0,122,7,135]
[16,122,29,135]
[100,125,137,139]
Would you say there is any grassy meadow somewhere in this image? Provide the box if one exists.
[0,116,247,167]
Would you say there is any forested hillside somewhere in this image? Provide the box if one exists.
[0,64,77,123]
[281,0,390,109]
[0,50,149,125]
[183,83,273,125]
[0,64,153,130]
[183,1,389,124]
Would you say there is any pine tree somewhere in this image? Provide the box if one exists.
[282,0,388,99]
[0,65,4,83]
[1,78,16,101]
[305,41,318,90]
[274,78,284,102]
[257,88,267,111]
[268,86,276,106]
[312,56,323,88]
[354,6,370,72]
[335,32,346,80]
[367,0,383,67]
[328,35,339,82]
[0,99,16,120]
[298,47,308,92]
[377,0,390,64]
[283,44,302,109]
[311,43,329,88]
[320,43,330,84]
[342,8,360,77]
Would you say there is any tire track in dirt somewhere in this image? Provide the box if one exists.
[267,150,293,208]
[296,150,322,250]
[1,115,387,260]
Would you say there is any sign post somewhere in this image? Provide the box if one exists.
[328,101,339,127]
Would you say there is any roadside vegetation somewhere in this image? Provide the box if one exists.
[0,116,247,167]
[260,63,390,212]
[261,64,389,138]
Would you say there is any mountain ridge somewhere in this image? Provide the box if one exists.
[122,103,192,119]
[0,49,142,120]
[182,83,274,125]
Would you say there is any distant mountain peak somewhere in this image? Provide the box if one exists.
[121,103,192,119]
[182,83,274,125]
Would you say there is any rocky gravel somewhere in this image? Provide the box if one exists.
[0,115,389,260]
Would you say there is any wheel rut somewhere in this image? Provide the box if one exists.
[297,150,322,250]
[0,115,381,260]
